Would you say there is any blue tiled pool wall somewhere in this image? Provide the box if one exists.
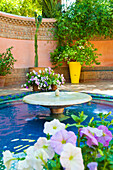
[0,91,113,104]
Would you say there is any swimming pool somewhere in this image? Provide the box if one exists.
[0,92,113,156]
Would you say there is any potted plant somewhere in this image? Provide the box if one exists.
[23,67,65,91]
[50,39,101,83]
[0,47,16,87]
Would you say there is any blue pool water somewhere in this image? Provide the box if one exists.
[0,93,113,156]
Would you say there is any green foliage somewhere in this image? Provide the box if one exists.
[54,0,113,44]
[0,47,16,76]
[0,0,42,17]
[34,12,42,67]
[42,0,62,18]
[66,111,113,169]
[50,39,101,66]
[50,0,113,67]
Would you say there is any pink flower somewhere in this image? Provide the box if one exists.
[96,125,112,146]
[79,127,99,146]
[50,129,77,155]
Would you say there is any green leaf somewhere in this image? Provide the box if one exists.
[71,115,80,122]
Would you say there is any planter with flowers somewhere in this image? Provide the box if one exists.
[2,111,113,170]
[23,67,65,91]
[0,47,16,87]
[50,39,101,83]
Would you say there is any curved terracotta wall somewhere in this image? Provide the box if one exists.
[0,11,113,68]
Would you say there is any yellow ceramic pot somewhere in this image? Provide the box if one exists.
[69,62,81,83]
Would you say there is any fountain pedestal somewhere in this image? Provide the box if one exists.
[50,108,64,114]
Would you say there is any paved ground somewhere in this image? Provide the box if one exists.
[0,81,113,96]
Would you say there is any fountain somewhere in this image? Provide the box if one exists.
[23,90,92,117]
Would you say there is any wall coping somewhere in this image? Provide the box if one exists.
[0,11,56,23]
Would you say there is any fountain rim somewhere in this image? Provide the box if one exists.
[22,91,92,107]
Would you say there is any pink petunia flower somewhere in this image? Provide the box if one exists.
[79,127,100,146]
[96,125,112,146]
[50,129,77,155]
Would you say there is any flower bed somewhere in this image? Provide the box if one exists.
[2,111,113,170]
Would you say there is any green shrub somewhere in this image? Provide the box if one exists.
[0,47,16,76]
[54,0,113,45]
[50,0,113,67]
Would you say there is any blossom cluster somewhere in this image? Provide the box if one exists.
[22,67,65,91]
[2,117,113,170]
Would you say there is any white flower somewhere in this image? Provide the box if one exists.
[3,150,13,170]
[35,148,49,162]
[17,159,33,170]
[34,137,55,159]
[21,84,23,87]
[32,70,36,74]
[45,68,48,72]
[43,119,65,135]
[26,146,35,156]
[44,84,46,87]
[24,84,26,87]
[26,155,43,170]
[39,70,42,73]
[25,146,44,170]
[60,143,84,170]
[87,126,103,137]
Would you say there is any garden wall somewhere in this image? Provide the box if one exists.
[0,12,113,86]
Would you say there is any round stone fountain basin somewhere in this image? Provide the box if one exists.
[23,92,92,114]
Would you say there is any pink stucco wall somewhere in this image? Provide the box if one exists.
[0,37,57,68]
[91,40,113,66]
[0,37,113,68]
[0,37,35,68]
[0,12,113,68]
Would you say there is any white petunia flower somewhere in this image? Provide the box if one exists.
[25,146,44,170]
[43,119,65,135]
[39,70,42,73]
[35,148,49,163]
[34,137,55,159]
[60,143,84,170]
[26,146,35,156]
[17,159,33,170]
[87,126,103,137]
[32,70,36,74]
[45,68,48,72]
[26,155,43,170]
[3,150,13,170]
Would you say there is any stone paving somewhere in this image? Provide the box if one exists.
[0,81,113,96]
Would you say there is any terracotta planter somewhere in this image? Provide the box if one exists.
[33,85,40,92]
[0,76,5,87]
[51,84,57,91]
